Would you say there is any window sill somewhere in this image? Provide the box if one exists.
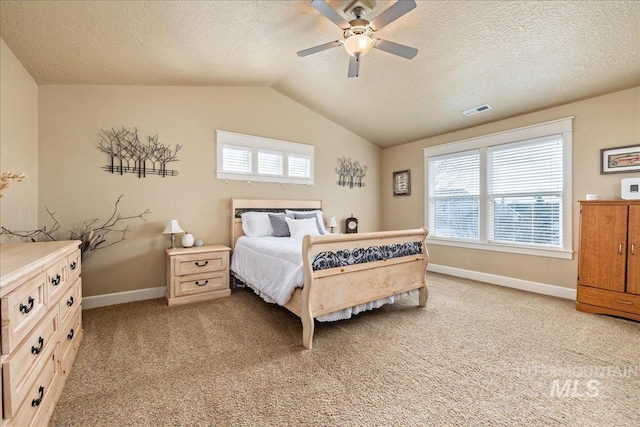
[426,237,574,260]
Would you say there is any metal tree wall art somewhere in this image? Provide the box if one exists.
[335,156,367,188]
[98,127,182,178]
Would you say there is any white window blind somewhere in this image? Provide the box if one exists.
[424,117,573,259]
[216,130,315,185]
[487,136,563,247]
[428,150,480,240]
[222,145,251,174]
[288,154,311,178]
[257,150,283,176]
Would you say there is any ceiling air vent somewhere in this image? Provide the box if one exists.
[463,104,492,117]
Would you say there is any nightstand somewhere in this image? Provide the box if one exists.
[165,245,231,306]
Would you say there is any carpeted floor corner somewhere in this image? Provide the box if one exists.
[50,272,639,426]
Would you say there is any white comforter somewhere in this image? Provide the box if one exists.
[230,236,412,322]
[231,236,304,306]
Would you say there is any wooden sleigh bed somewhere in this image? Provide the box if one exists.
[230,198,429,349]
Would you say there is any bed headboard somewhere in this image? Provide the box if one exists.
[230,198,323,251]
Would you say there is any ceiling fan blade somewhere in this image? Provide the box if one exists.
[347,54,361,78]
[369,0,417,31]
[311,0,351,29]
[374,39,418,59]
[297,40,342,57]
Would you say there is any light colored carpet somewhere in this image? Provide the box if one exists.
[51,272,639,426]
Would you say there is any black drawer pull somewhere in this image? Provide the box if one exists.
[67,296,74,307]
[195,261,208,267]
[67,329,75,340]
[31,337,45,355]
[51,274,61,286]
[70,261,77,270]
[20,296,35,314]
[31,386,44,407]
[195,280,209,287]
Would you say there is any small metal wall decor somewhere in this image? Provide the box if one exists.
[98,127,182,178]
[335,156,367,188]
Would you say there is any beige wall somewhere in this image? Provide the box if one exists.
[382,87,640,289]
[0,38,39,243]
[38,85,381,297]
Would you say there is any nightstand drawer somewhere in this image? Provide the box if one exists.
[1,272,48,355]
[578,285,640,315]
[175,252,228,276]
[166,245,231,306]
[2,307,58,418]
[175,272,227,297]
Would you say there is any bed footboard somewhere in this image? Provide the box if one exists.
[300,228,429,349]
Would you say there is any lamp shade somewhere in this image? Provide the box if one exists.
[162,219,184,234]
[329,216,338,228]
[344,34,373,56]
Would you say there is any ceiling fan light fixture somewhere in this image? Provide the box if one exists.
[344,33,373,56]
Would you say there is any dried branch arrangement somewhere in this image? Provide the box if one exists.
[98,127,182,178]
[0,171,28,197]
[335,156,367,188]
[0,195,150,262]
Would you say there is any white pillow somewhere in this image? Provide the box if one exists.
[285,210,328,235]
[285,217,321,238]
[241,212,273,237]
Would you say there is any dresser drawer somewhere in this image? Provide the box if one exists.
[1,272,48,355]
[59,277,82,326]
[2,308,58,418]
[67,249,81,285]
[4,346,58,427]
[60,306,82,373]
[174,252,228,276]
[46,257,69,304]
[175,272,228,297]
[578,285,640,315]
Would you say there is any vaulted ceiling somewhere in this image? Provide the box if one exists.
[1,1,639,147]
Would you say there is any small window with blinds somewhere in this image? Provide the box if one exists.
[424,118,573,259]
[216,130,315,185]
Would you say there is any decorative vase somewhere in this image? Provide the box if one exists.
[181,232,194,248]
[195,239,204,247]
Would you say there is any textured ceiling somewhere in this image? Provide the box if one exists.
[1,1,639,147]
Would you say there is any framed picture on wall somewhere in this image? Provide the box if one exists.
[393,169,411,196]
[600,144,640,174]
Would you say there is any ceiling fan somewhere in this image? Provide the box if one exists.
[297,0,418,78]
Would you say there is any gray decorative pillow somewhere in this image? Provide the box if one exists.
[294,213,326,235]
[269,213,294,237]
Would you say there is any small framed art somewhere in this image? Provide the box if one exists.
[600,144,640,174]
[393,169,411,196]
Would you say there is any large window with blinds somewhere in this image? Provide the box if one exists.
[216,130,314,185]
[424,118,573,259]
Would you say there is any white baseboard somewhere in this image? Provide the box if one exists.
[427,264,577,300]
[82,286,166,310]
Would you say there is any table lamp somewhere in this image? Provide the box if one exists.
[162,219,184,249]
[329,216,338,233]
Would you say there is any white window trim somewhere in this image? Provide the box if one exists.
[423,117,574,260]
[216,130,315,185]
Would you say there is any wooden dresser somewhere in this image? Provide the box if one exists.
[0,241,83,426]
[577,200,640,321]
[166,245,231,306]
